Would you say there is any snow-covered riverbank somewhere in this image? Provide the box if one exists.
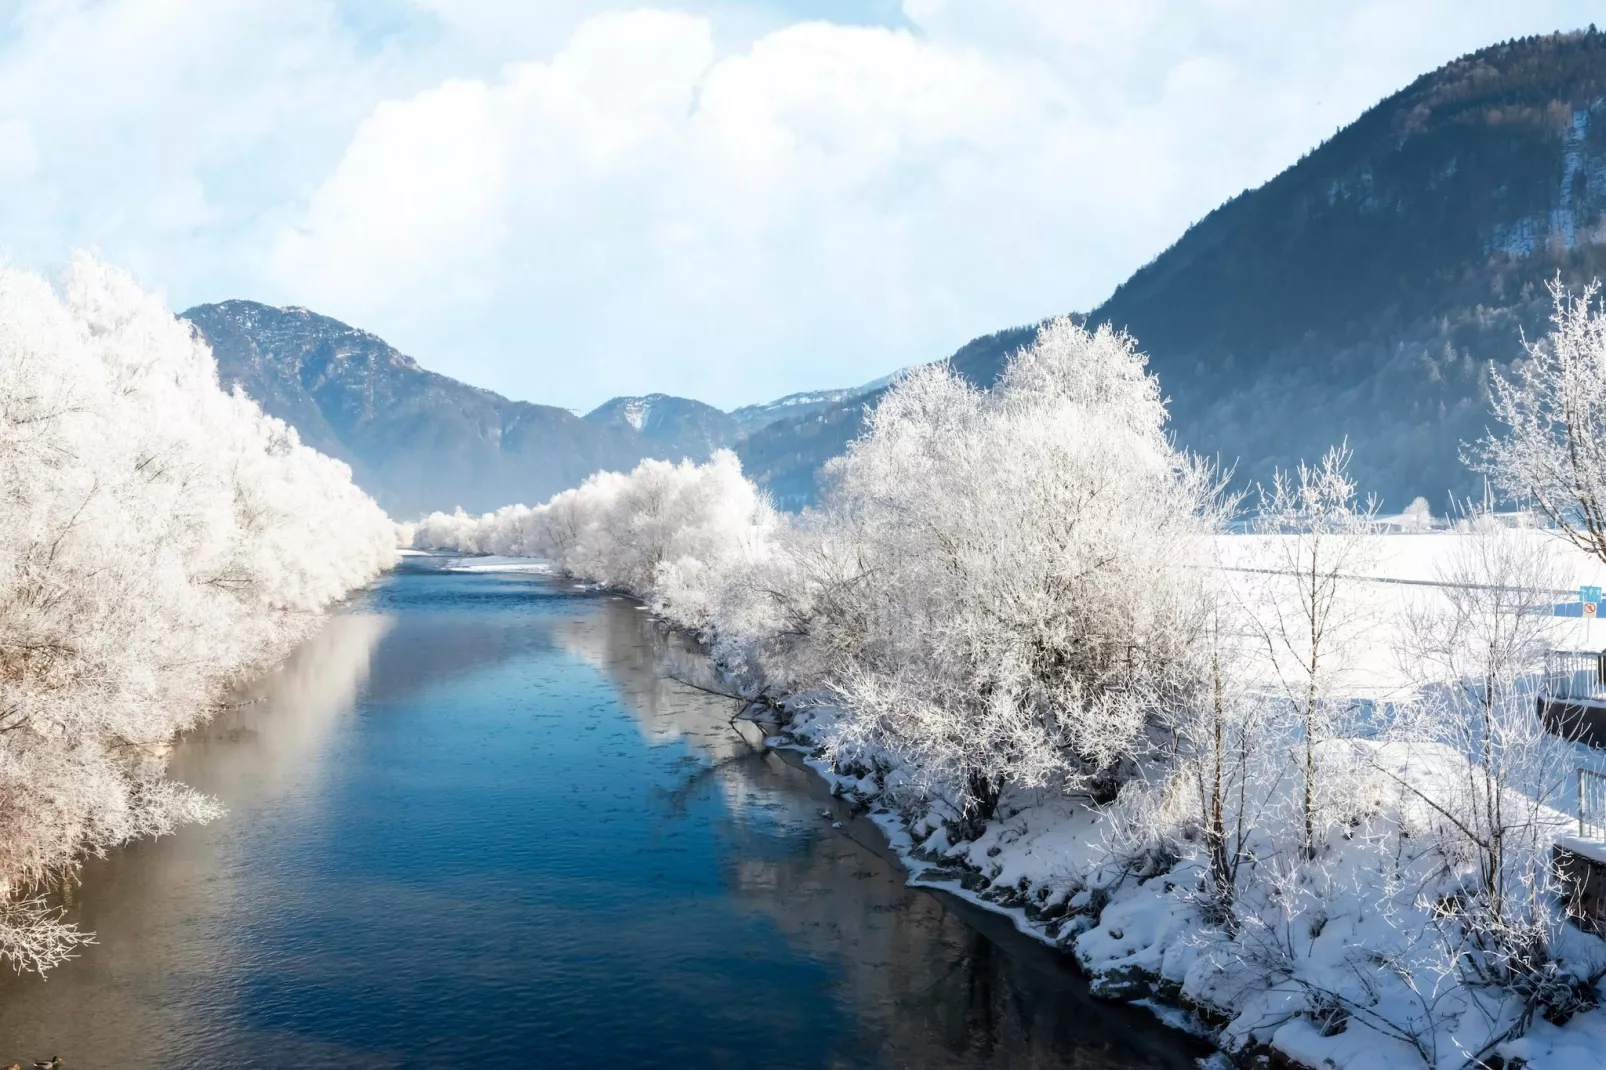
[775,697,1606,1070]
[421,527,1606,1069]
[435,543,1606,1069]
[410,315,1606,1070]
[0,257,398,973]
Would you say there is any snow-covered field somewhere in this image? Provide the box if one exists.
[438,554,554,574]
[1222,530,1606,698]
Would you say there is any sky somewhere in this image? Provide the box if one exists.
[1,1,1602,412]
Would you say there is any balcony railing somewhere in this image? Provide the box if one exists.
[1581,768,1606,840]
[1544,649,1606,706]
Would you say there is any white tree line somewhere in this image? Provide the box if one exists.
[0,255,397,972]
[414,286,1606,1066]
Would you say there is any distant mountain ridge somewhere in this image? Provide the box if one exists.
[738,29,1606,511]
[184,301,651,517]
[182,300,888,517]
[584,393,741,462]
[733,333,1032,509]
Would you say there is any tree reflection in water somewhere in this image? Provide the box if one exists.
[557,595,1208,1070]
[0,570,1206,1069]
[0,611,394,1069]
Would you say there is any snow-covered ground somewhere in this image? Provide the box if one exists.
[784,701,1606,1070]
[401,548,563,575]
[766,531,1606,1070]
[1221,531,1606,698]
[427,554,555,574]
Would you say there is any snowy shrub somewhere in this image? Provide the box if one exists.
[1388,528,1579,988]
[0,254,396,972]
[1099,521,1605,1067]
[1400,496,1434,532]
[412,450,778,630]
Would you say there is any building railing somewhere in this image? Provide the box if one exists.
[1581,768,1606,840]
[1544,650,1606,705]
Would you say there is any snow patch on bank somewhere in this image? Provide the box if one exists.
[441,555,554,574]
[774,698,1606,1070]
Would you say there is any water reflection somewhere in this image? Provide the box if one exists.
[0,610,393,1069]
[0,569,1204,1069]
[563,596,1206,1070]
[197,613,396,804]
[548,597,757,764]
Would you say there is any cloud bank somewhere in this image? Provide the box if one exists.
[0,1,1600,408]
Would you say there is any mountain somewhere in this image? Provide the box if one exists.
[196,31,1606,518]
[735,327,1040,508]
[182,301,650,518]
[584,394,741,462]
[733,391,885,511]
[1079,28,1606,510]
[185,297,913,517]
[743,30,1606,512]
[183,300,894,517]
[729,388,872,435]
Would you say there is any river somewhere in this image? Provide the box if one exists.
[0,560,1209,1069]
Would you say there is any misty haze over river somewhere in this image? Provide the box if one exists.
[0,560,1205,1068]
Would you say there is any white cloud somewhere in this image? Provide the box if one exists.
[0,117,37,179]
[0,1,1601,409]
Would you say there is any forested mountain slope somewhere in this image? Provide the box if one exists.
[734,327,1038,509]
[745,30,1606,511]
[184,301,652,517]
[185,299,892,517]
[584,393,741,462]
[1100,28,1606,508]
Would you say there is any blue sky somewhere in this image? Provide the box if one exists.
[0,1,1602,412]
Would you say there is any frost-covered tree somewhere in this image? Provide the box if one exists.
[0,254,396,972]
[1401,496,1434,532]
[698,514,873,698]
[1178,599,1288,922]
[1481,278,1606,563]
[1392,527,1574,959]
[1253,442,1378,859]
[815,319,1228,829]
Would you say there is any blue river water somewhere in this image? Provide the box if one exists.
[0,561,1208,1069]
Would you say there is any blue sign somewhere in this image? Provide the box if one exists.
[1582,585,1602,604]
